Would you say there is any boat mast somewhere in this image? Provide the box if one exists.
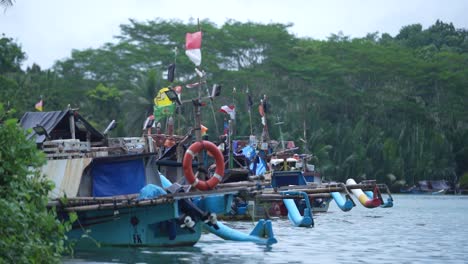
[260,95,270,143]
[275,116,285,150]
[193,19,207,179]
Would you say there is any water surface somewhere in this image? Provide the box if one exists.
[64,194,468,263]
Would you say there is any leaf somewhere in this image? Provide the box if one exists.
[68,212,78,223]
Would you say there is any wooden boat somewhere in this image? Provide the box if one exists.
[220,146,334,222]
[266,154,331,213]
[19,109,257,247]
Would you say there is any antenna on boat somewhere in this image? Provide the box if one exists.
[103,120,116,135]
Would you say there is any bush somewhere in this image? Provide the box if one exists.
[459,172,468,189]
[0,104,72,263]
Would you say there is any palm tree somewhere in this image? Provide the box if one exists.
[120,69,159,135]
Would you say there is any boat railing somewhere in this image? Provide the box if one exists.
[43,139,91,159]
[42,136,155,159]
[48,185,255,212]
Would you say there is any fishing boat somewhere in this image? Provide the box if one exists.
[265,153,331,213]
[19,100,280,246]
[19,109,230,246]
[218,130,394,223]
[17,36,285,244]
[218,136,335,222]
[21,27,283,246]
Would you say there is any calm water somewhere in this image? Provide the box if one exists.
[64,194,468,263]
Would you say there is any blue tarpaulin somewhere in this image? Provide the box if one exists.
[250,156,267,176]
[242,145,256,161]
[92,159,146,197]
[137,184,167,200]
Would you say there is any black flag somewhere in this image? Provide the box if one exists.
[167,63,176,82]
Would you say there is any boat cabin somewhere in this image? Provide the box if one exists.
[19,109,180,198]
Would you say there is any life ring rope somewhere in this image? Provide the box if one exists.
[183,140,225,191]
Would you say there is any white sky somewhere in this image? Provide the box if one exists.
[1,0,467,69]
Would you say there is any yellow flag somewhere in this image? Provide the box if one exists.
[154,88,173,107]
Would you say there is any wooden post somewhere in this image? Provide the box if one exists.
[69,109,75,140]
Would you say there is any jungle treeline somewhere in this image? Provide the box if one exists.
[1,19,467,190]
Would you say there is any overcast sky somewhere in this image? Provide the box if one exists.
[1,0,468,70]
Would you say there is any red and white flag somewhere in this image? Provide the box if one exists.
[219,105,236,120]
[185,31,202,66]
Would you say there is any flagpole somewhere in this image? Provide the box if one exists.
[196,18,202,117]
[172,46,181,134]
[194,20,205,179]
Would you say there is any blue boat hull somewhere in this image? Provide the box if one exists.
[67,201,202,247]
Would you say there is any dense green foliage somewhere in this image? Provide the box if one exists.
[0,104,73,263]
[460,173,468,189]
[1,19,467,189]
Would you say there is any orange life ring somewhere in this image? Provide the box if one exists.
[183,140,225,191]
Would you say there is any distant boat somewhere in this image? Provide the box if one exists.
[400,180,450,195]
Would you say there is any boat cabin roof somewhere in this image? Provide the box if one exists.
[20,110,105,144]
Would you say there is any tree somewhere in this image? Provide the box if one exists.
[120,69,159,135]
[84,83,122,132]
[0,35,25,74]
[0,0,13,9]
[0,104,74,263]
[3,19,467,187]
